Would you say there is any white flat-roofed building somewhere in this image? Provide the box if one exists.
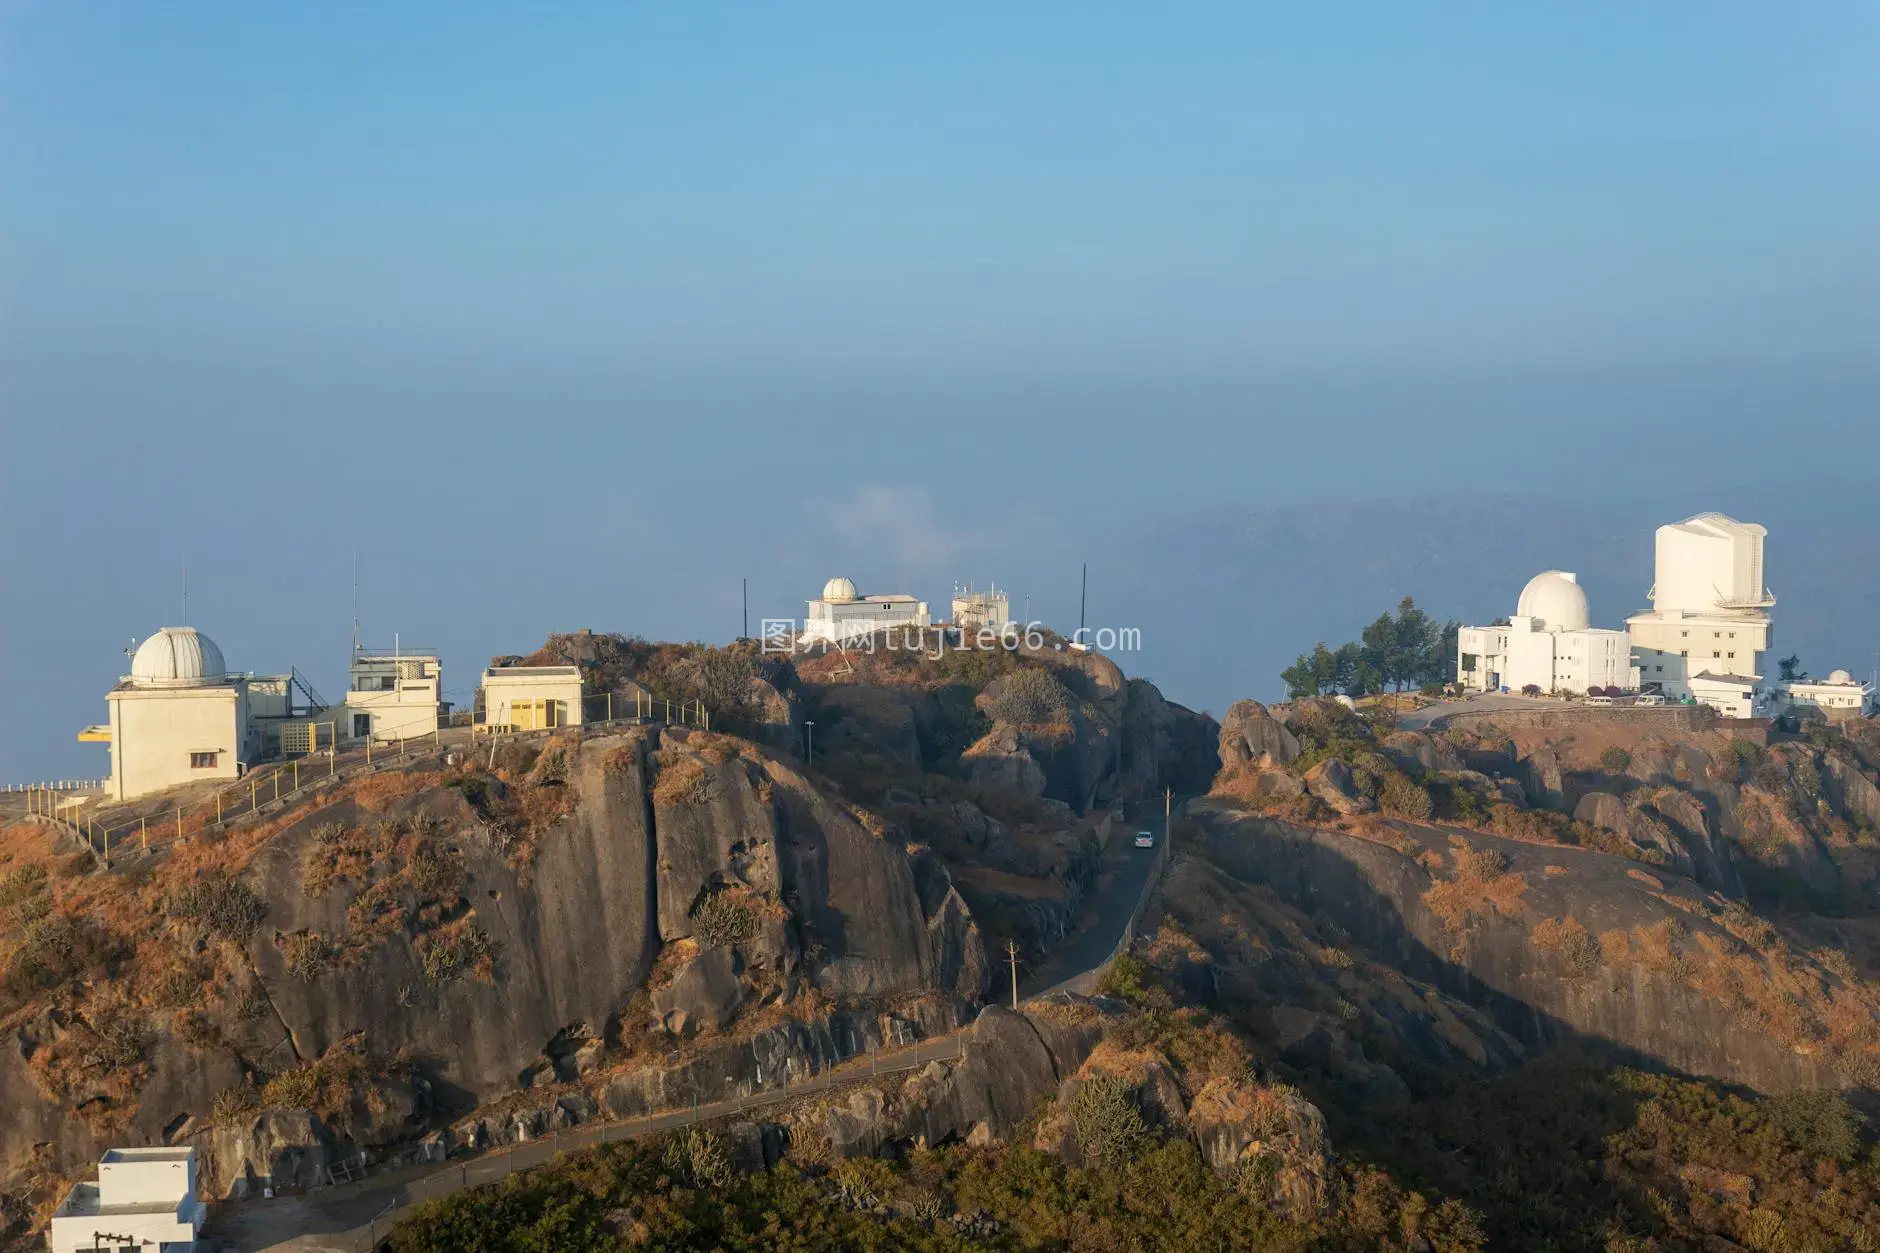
[343,646,444,742]
[1627,513,1773,708]
[1769,669,1876,722]
[1456,571,1636,695]
[801,577,930,645]
[49,1146,204,1253]
[482,664,585,730]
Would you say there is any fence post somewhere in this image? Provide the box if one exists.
[216,792,222,824]
[101,822,109,867]
[175,808,182,841]
[293,759,299,793]
[141,817,148,853]
[367,738,372,767]
[273,774,280,802]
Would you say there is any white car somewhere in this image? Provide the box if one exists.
[1133,831,1156,848]
[1635,693,1665,706]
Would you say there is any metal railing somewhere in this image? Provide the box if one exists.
[4,779,104,794]
[26,695,725,870]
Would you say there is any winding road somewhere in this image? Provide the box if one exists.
[203,802,1174,1252]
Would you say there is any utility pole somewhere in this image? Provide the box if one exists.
[1006,940,1020,1010]
[804,720,814,764]
[742,577,748,641]
[1165,786,1172,844]
[1078,563,1087,641]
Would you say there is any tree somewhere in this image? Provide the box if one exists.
[1283,599,1460,699]
[1778,654,1805,681]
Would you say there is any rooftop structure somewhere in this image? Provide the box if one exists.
[951,582,1011,634]
[129,627,227,687]
[1768,669,1876,722]
[1457,571,1635,696]
[1628,512,1773,709]
[49,1146,204,1253]
[93,627,259,801]
[802,576,930,645]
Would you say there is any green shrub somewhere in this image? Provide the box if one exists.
[1070,1073,1152,1168]
[282,931,334,982]
[1381,775,1434,820]
[1764,1090,1864,1162]
[422,924,493,982]
[984,667,1074,727]
[690,889,756,947]
[1600,747,1632,773]
[167,876,268,945]
[660,1128,733,1189]
[0,863,47,908]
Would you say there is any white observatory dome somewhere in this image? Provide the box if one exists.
[130,627,227,687]
[821,576,859,603]
[1828,669,1854,685]
[1515,571,1590,632]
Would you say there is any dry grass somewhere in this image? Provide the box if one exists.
[1423,841,1527,934]
[1530,915,1602,978]
[352,770,445,814]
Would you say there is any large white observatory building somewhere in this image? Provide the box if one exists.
[1626,512,1773,716]
[1456,571,1636,696]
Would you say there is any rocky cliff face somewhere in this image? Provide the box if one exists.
[1187,805,1876,1095]
[0,725,992,1201]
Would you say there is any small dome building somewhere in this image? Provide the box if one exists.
[129,627,229,687]
[96,625,256,801]
[1514,571,1590,633]
[1455,571,1634,697]
[802,576,930,647]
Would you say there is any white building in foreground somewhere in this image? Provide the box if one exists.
[1456,571,1636,696]
[340,646,445,742]
[482,663,586,730]
[86,627,287,802]
[801,577,930,645]
[49,1146,204,1253]
[1627,513,1773,713]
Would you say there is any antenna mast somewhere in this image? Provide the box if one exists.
[181,553,189,626]
[351,548,363,654]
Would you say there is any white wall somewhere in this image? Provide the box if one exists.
[483,669,585,729]
[108,685,245,801]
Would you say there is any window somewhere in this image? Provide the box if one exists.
[1654,665,1663,672]
[1729,632,1736,638]
[189,751,219,769]
[1713,651,1721,658]
[353,713,372,737]
[1728,652,1735,659]
[1713,632,1721,639]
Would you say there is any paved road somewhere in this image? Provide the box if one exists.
[1395,692,1561,730]
[204,804,1174,1253]
[1019,805,1165,997]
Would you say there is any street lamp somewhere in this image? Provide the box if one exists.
[803,720,814,764]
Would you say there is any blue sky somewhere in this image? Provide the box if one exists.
[3,3,1878,779]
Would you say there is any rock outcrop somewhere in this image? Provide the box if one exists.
[1219,701,1302,773]
[1302,759,1375,815]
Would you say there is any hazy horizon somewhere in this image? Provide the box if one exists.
[4,3,1877,780]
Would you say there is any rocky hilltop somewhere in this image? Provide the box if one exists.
[1196,697,1880,1097]
[0,631,1217,1229]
